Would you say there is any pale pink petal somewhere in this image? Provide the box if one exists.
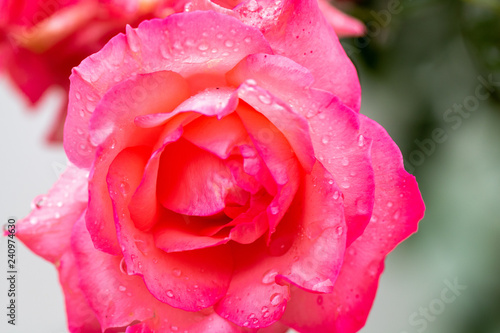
[65,11,271,168]
[317,0,365,37]
[235,0,361,111]
[16,163,88,263]
[106,146,234,311]
[281,115,425,333]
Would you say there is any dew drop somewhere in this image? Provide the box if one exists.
[387,202,393,208]
[171,325,178,331]
[224,40,234,48]
[172,268,182,277]
[269,205,279,215]
[336,226,343,236]
[393,210,400,220]
[270,293,283,306]
[244,37,252,43]
[341,157,349,166]
[167,290,174,298]
[328,179,334,185]
[341,182,350,189]
[261,306,269,313]
[119,257,128,274]
[198,43,209,51]
[54,212,60,219]
[262,269,278,285]
[118,285,127,292]
[332,191,340,200]
[358,135,365,147]
[258,94,272,105]
[321,136,329,144]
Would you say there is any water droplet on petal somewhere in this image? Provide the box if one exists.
[387,202,393,208]
[270,293,283,306]
[358,135,365,147]
[336,226,343,236]
[119,285,127,292]
[198,43,209,51]
[341,157,349,166]
[119,258,128,274]
[172,268,182,277]
[258,93,272,105]
[262,269,278,285]
[332,191,340,200]
[167,290,174,298]
[224,40,234,48]
[321,136,329,144]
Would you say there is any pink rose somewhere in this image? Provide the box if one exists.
[0,0,185,141]
[0,0,362,142]
[16,2,424,332]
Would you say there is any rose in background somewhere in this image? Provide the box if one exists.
[0,0,363,143]
[0,0,184,142]
[14,1,423,333]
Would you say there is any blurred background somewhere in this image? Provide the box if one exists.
[1,0,499,332]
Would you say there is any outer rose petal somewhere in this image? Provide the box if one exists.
[71,216,237,332]
[235,0,361,111]
[317,0,365,37]
[64,11,272,168]
[281,116,425,333]
[58,251,101,333]
[15,163,88,263]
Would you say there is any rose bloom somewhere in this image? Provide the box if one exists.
[16,1,424,332]
[0,0,362,142]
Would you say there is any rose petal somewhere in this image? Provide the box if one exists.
[65,11,272,168]
[308,93,375,246]
[183,112,249,159]
[317,0,365,37]
[157,138,242,216]
[227,53,375,245]
[71,216,236,332]
[214,240,291,329]
[86,71,188,255]
[235,0,361,111]
[58,251,101,333]
[236,103,301,237]
[107,146,234,311]
[134,87,239,129]
[281,115,425,333]
[235,73,315,172]
[16,163,88,263]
